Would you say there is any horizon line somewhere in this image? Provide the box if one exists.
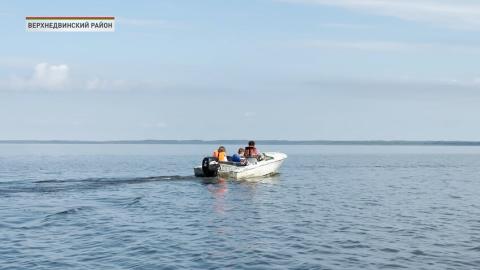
[2,140,480,146]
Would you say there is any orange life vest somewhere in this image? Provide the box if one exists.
[213,150,226,161]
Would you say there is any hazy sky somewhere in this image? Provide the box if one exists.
[1,0,480,140]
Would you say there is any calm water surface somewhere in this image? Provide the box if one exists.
[1,144,480,269]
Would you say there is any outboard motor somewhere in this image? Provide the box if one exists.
[202,157,220,177]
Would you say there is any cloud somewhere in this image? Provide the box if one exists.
[3,63,70,91]
[279,0,480,29]
[303,76,480,91]
[32,63,69,89]
[296,76,480,104]
[0,63,147,92]
[297,40,480,53]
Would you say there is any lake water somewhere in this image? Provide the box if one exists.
[1,144,480,269]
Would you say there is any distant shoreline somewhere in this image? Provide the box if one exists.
[1,140,480,146]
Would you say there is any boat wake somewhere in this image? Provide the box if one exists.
[0,175,197,195]
[33,175,194,184]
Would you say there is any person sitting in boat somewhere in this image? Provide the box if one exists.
[213,146,227,162]
[244,141,259,158]
[244,140,264,164]
[231,148,245,163]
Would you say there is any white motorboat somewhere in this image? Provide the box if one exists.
[194,152,287,179]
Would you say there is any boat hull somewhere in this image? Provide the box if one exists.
[194,152,287,180]
[219,158,285,179]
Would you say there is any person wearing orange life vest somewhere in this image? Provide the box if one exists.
[244,140,262,165]
[244,141,259,158]
[213,146,227,162]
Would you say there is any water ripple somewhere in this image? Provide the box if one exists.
[1,150,480,269]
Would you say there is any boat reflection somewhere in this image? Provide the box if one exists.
[204,177,228,214]
[202,174,280,205]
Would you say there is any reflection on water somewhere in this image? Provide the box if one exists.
[206,178,228,214]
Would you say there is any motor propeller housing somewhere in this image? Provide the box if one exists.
[201,157,220,177]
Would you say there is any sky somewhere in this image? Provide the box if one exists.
[1,0,480,140]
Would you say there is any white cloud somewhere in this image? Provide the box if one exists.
[304,76,480,90]
[3,63,70,91]
[279,0,480,29]
[0,63,145,92]
[298,40,480,53]
[32,63,69,89]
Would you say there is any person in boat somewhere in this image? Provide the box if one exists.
[244,140,263,164]
[244,140,259,158]
[231,148,245,163]
[213,146,227,162]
